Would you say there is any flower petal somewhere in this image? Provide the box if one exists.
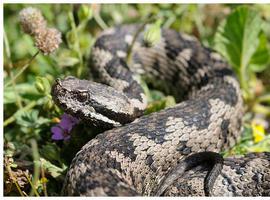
[51,113,79,141]
[59,114,72,127]
[59,120,73,131]
[51,126,64,140]
[59,113,79,130]
[252,122,266,143]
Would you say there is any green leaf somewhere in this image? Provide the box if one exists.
[66,31,76,47]
[4,83,40,104]
[214,6,262,72]
[145,96,176,115]
[78,33,93,56]
[40,158,66,178]
[143,19,162,47]
[15,109,50,128]
[145,100,166,115]
[249,32,270,72]
[149,90,165,102]
[15,109,39,128]
[40,143,61,163]
[247,135,270,152]
[57,56,79,67]
[164,96,176,108]
[4,90,17,104]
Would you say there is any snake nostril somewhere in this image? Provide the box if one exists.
[55,78,62,85]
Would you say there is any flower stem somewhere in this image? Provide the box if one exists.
[29,139,40,197]
[24,172,40,197]
[3,99,42,127]
[126,15,156,65]
[4,51,40,88]
[93,12,108,30]
[4,30,23,108]
[252,103,270,116]
[40,159,48,196]
[257,94,270,103]
[68,10,84,77]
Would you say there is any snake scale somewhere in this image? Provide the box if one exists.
[51,25,270,196]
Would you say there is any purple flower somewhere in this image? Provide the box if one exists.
[51,113,79,141]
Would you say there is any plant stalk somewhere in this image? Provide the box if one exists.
[4,156,25,196]
[4,51,40,88]
[4,29,23,108]
[93,12,108,30]
[3,100,41,127]
[29,139,40,196]
[68,10,84,77]
[126,15,156,65]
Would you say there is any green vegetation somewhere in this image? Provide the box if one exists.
[3,4,270,196]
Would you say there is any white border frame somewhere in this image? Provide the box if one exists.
[1,1,270,199]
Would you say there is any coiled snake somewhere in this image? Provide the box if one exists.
[52,25,270,196]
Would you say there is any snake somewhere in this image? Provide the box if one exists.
[51,24,270,196]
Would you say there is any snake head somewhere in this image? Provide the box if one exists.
[52,76,140,128]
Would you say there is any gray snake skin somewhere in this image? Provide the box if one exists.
[51,25,270,196]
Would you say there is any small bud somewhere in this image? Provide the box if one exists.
[35,80,45,94]
[78,5,93,22]
[44,98,54,110]
[143,19,162,47]
[66,31,76,46]
[40,177,48,184]
[51,117,61,123]
[19,7,47,36]
[35,76,51,94]
[34,28,62,55]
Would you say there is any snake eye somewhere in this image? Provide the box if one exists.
[77,92,89,102]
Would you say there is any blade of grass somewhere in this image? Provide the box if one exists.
[3,99,42,127]
[93,10,108,30]
[24,172,40,197]
[4,51,40,88]
[40,159,48,196]
[4,29,23,108]
[126,14,156,65]
[4,156,25,196]
[257,94,270,103]
[252,103,270,116]
[68,8,84,77]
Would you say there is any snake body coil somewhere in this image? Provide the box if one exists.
[52,25,270,196]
